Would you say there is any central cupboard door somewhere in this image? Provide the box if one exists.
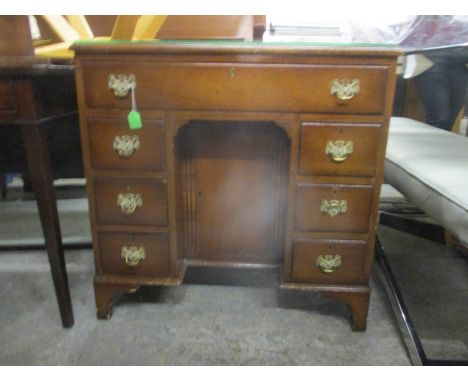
[178,121,290,264]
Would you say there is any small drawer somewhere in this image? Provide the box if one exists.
[82,61,388,114]
[87,117,166,171]
[295,183,373,233]
[0,79,17,114]
[98,232,170,278]
[291,239,367,284]
[94,177,168,227]
[299,122,382,176]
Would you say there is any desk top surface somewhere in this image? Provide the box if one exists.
[72,39,402,57]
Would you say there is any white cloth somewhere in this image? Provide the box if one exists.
[385,117,468,246]
[403,54,434,79]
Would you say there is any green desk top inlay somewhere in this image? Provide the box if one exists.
[73,39,397,48]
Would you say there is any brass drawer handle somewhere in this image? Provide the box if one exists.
[117,193,143,214]
[331,79,360,100]
[113,135,140,157]
[325,140,353,162]
[108,73,136,97]
[121,246,146,266]
[320,199,347,217]
[316,254,342,273]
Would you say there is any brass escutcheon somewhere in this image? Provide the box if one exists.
[121,246,146,266]
[330,79,360,101]
[325,140,354,162]
[320,199,347,217]
[113,135,140,157]
[117,193,143,214]
[316,254,342,273]
[108,73,136,97]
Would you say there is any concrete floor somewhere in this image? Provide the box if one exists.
[0,248,409,365]
[1,183,464,365]
[378,226,468,362]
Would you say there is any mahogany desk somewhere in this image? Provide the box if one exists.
[73,41,400,330]
[0,58,76,327]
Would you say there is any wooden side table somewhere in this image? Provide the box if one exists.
[0,60,77,328]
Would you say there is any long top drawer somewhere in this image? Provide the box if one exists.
[82,61,389,114]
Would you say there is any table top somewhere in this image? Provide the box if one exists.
[0,56,73,75]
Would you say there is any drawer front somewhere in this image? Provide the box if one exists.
[94,177,168,227]
[83,61,388,114]
[295,184,373,233]
[292,239,367,284]
[299,122,382,176]
[87,118,166,171]
[98,232,170,277]
[0,79,17,114]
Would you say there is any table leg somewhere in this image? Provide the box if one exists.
[20,122,74,328]
[0,173,6,199]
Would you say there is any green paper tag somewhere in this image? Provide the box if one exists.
[127,110,142,129]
